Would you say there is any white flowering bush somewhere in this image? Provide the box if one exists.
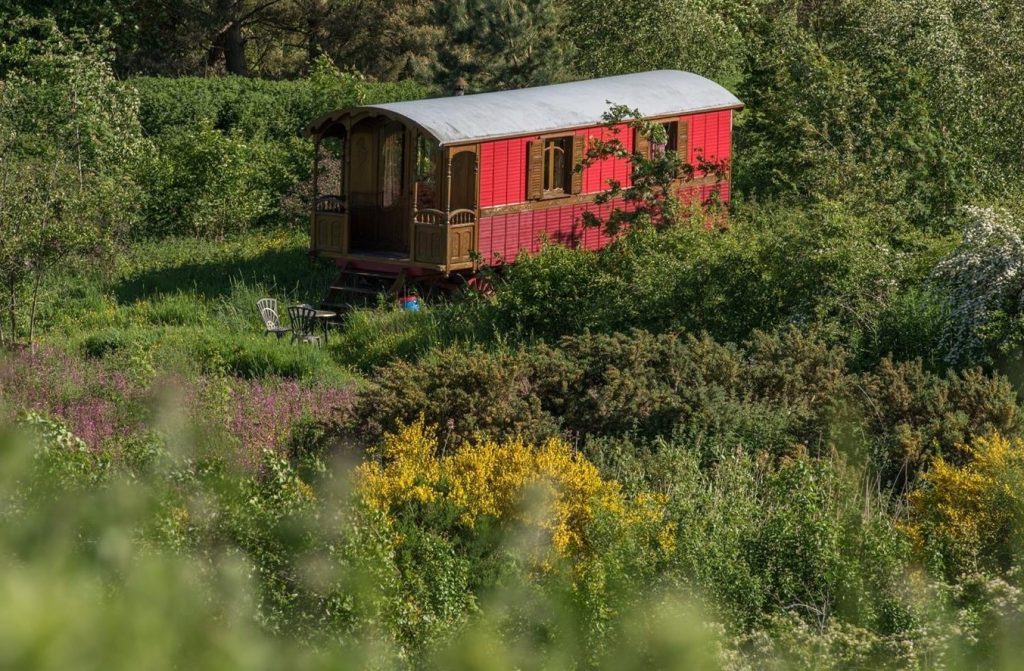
[932,207,1024,366]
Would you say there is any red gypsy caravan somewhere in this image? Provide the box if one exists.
[306,70,743,297]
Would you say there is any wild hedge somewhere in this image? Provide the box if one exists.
[356,327,1022,489]
[128,64,429,237]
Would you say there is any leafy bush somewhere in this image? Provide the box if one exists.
[908,433,1024,576]
[137,126,283,238]
[358,420,670,562]
[491,203,901,348]
[357,344,558,444]
[358,327,851,451]
[127,66,429,239]
[932,206,1024,367]
[858,286,949,373]
[132,65,428,141]
[858,358,1021,490]
[81,328,132,359]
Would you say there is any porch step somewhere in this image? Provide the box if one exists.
[329,285,379,296]
[320,268,407,309]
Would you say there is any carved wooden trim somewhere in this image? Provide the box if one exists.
[481,174,726,216]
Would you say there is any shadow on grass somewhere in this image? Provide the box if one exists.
[114,246,337,304]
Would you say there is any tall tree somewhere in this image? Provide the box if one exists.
[564,0,743,84]
[435,0,570,90]
[326,0,442,82]
[0,18,144,349]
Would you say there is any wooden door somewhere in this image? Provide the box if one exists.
[347,117,411,254]
[448,146,478,212]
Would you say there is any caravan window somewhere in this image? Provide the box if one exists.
[380,122,404,208]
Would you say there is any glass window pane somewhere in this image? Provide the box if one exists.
[381,125,403,208]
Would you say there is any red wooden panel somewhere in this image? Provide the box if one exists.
[479,123,641,208]
[479,138,531,208]
[477,111,735,258]
[578,123,633,194]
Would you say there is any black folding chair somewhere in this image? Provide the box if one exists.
[287,305,321,346]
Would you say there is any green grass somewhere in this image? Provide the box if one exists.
[329,298,495,372]
[39,228,355,384]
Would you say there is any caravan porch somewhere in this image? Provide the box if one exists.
[308,110,479,273]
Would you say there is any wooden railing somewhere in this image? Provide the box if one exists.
[312,196,348,255]
[315,195,346,213]
[413,208,477,267]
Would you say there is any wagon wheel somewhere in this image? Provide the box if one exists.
[463,273,496,298]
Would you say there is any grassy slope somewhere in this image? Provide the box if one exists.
[36,228,356,384]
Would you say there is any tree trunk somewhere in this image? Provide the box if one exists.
[207,0,249,77]
[8,276,17,348]
[28,269,41,357]
[224,22,248,76]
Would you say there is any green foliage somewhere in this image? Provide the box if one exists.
[578,103,710,236]
[7,4,1024,669]
[564,0,744,84]
[931,207,1024,368]
[132,64,428,140]
[733,0,1024,225]
[189,330,338,380]
[0,17,144,346]
[359,326,1022,496]
[127,63,428,238]
[435,0,570,89]
[493,203,901,349]
[666,448,912,633]
[17,410,110,491]
[858,358,1021,491]
[326,290,495,373]
[358,344,560,444]
[858,286,950,373]
[137,126,278,238]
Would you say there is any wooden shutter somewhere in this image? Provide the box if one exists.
[678,120,690,162]
[634,128,650,159]
[527,140,544,200]
[570,135,585,194]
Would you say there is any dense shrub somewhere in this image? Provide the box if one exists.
[358,420,670,562]
[357,345,558,444]
[858,358,1021,490]
[492,204,901,348]
[668,450,911,633]
[931,206,1024,367]
[908,433,1024,576]
[136,126,294,237]
[357,327,851,451]
[359,327,1022,492]
[132,67,428,141]
[128,65,429,239]
[858,286,949,373]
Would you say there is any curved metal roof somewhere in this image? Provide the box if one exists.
[310,70,742,146]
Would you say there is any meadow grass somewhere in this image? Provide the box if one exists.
[37,228,355,384]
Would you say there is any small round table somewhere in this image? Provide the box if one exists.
[311,309,337,341]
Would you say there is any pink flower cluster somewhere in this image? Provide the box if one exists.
[0,346,354,461]
[0,346,139,447]
[222,378,353,463]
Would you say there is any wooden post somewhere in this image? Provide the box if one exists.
[410,131,419,262]
[445,149,454,218]
[342,118,352,255]
[311,134,320,253]
[444,149,454,271]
